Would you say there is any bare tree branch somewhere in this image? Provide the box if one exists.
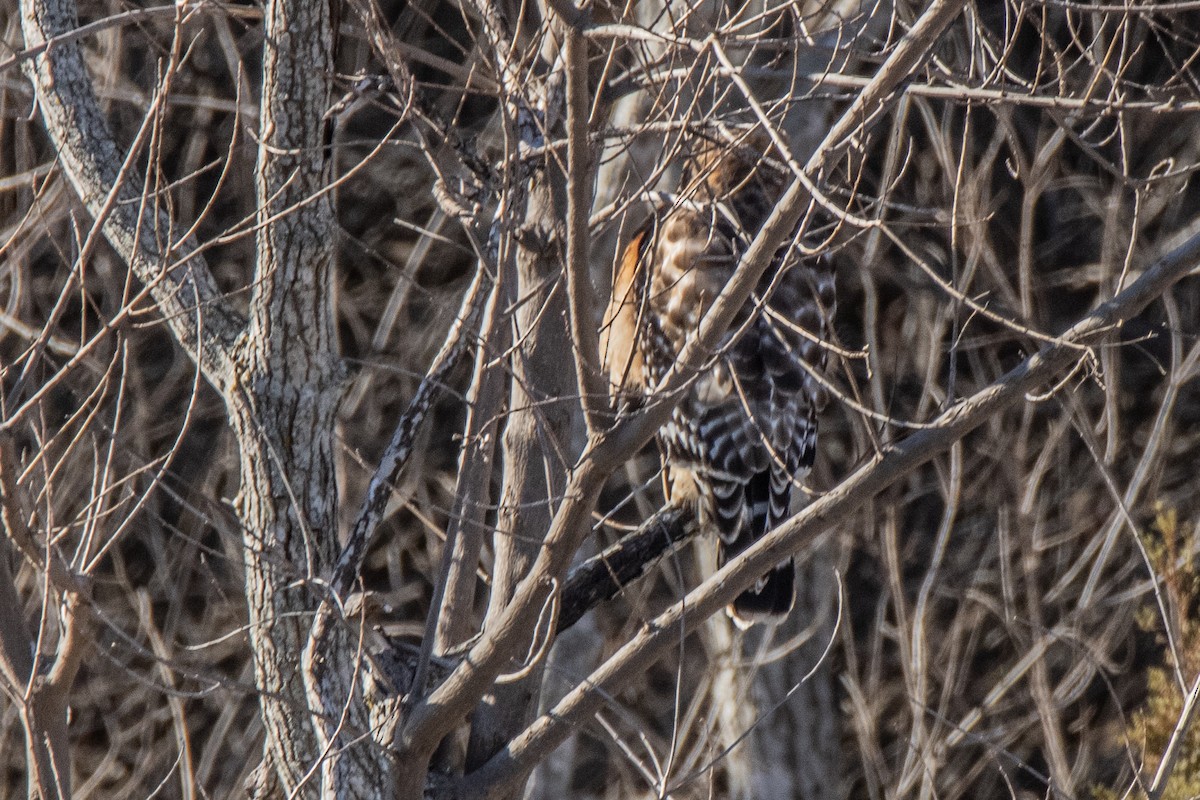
[334,265,492,598]
[1,434,93,800]
[460,224,1200,800]
[556,505,696,632]
[19,0,243,392]
[558,12,607,435]
[398,0,962,768]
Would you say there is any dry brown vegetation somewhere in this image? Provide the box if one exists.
[6,0,1200,798]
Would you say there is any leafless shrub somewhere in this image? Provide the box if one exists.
[5,1,1200,798]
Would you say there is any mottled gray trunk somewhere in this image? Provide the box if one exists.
[746,546,840,800]
[706,574,840,800]
[231,0,384,795]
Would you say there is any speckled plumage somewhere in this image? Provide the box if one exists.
[601,132,835,625]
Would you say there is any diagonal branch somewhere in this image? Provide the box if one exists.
[20,0,244,391]
[396,0,963,760]
[460,224,1200,800]
[332,264,492,597]
[556,506,696,632]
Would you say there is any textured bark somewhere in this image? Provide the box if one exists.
[556,506,695,631]
[230,0,392,795]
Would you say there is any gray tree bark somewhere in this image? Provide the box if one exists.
[233,0,362,794]
[19,0,390,795]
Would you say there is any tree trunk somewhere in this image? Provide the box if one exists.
[466,168,576,785]
[746,545,841,799]
[233,0,386,794]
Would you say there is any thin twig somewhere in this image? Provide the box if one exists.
[1147,671,1200,800]
[460,225,1200,800]
[332,264,491,596]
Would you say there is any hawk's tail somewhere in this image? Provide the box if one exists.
[713,469,795,627]
[730,560,794,628]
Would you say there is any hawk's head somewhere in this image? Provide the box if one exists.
[681,127,789,235]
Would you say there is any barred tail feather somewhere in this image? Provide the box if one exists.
[719,471,795,626]
[730,560,795,628]
[707,475,745,543]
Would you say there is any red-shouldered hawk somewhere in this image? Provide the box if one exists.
[601,130,835,626]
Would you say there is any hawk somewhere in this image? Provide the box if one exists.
[601,131,835,626]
